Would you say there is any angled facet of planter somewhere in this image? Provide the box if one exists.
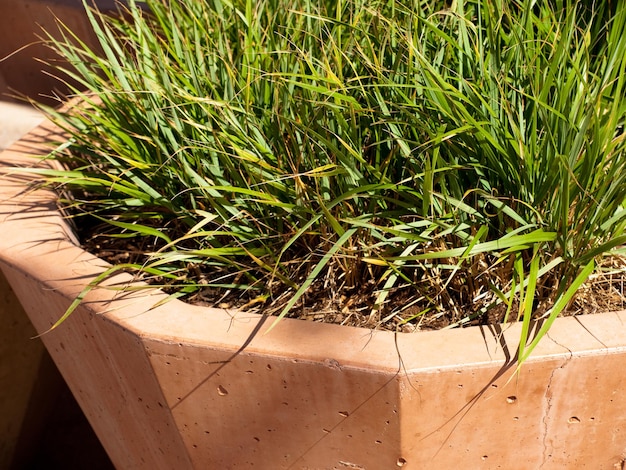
[1,118,626,469]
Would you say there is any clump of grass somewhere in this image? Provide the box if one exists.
[38,0,626,363]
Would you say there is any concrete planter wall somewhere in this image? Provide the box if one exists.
[2,119,626,468]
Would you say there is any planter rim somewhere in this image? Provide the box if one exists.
[2,116,626,375]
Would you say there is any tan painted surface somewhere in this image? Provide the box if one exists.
[1,118,626,468]
[0,101,44,151]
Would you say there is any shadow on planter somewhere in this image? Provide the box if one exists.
[0,268,113,470]
[10,349,114,470]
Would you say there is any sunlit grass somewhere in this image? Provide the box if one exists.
[37,0,626,363]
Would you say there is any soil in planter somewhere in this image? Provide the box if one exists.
[71,214,626,333]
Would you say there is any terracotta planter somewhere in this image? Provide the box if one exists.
[1,118,626,469]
